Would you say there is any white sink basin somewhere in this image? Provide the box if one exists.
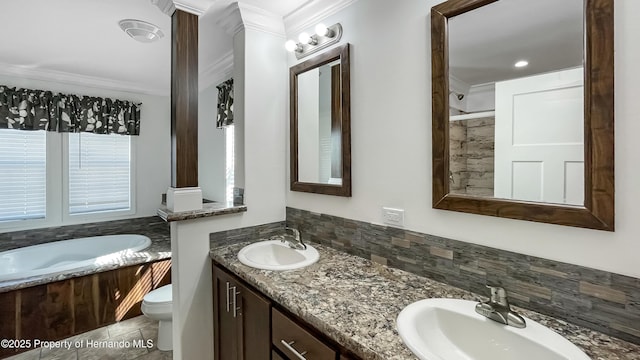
[237,240,319,271]
[397,298,590,360]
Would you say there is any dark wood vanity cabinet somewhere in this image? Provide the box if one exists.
[272,308,335,359]
[213,265,270,360]
[213,263,360,360]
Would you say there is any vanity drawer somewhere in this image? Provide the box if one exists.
[272,308,336,360]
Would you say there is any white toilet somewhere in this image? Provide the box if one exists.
[141,284,173,351]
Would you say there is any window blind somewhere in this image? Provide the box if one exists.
[225,125,235,203]
[68,133,131,214]
[0,129,46,221]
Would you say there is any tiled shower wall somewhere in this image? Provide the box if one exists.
[449,117,495,197]
[286,207,640,345]
[0,216,169,252]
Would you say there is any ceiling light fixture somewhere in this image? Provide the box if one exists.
[285,23,343,60]
[118,19,164,43]
[514,60,529,68]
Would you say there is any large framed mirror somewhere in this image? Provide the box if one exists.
[290,43,351,196]
[431,0,614,230]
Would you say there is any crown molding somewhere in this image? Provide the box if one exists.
[151,0,213,16]
[469,82,495,95]
[216,3,243,35]
[174,1,206,16]
[0,63,169,97]
[284,0,359,36]
[449,75,470,96]
[150,0,176,16]
[200,51,233,91]
[216,2,285,37]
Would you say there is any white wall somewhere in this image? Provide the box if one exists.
[286,0,640,278]
[198,83,226,202]
[171,23,287,360]
[0,74,170,231]
[298,68,321,182]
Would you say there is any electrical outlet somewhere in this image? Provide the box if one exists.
[382,207,405,227]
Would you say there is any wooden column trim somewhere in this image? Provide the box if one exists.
[171,10,199,188]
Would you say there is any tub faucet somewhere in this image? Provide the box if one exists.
[272,227,307,250]
[475,285,526,328]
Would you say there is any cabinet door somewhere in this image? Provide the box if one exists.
[236,280,270,360]
[213,265,271,360]
[213,267,240,360]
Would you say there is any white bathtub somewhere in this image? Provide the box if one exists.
[0,234,151,282]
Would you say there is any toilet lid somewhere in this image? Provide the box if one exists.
[143,284,172,304]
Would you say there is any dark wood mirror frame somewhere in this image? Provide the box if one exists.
[290,43,351,197]
[431,0,614,231]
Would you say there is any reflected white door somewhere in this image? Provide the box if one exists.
[494,68,584,205]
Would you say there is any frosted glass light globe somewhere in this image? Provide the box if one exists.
[315,23,328,36]
[298,32,311,44]
[285,40,297,52]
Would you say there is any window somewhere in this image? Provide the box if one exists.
[0,130,134,230]
[0,130,46,222]
[68,133,131,215]
[225,125,235,203]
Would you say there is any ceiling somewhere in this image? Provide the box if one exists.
[449,0,583,87]
[0,0,310,96]
[0,0,581,96]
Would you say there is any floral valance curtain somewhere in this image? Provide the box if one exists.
[216,79,233,128]
[0,85,141,135]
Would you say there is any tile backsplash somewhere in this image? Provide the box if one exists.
[209,221,285,249]
[286,207,640,345]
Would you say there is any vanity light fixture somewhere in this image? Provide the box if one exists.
[285,22,343,60]
[514,60,529,68]
[285,40,302,52]
[298,32,317,45]
[118,19,164,43]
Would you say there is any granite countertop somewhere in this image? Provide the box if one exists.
[156,202,247,222]
[0,234,171,293]
[211,242,640,360]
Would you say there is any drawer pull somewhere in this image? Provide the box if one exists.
[280,340,308,360]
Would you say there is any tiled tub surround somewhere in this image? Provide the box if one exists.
[0,216,169,253]
[286,207,640,346]
[211,242,640,360]
[0,216,171,292]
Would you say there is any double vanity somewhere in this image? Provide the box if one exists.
[210,234,640,360]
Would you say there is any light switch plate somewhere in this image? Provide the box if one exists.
[382,207,405,227]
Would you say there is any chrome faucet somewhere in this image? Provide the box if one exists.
[475,285,526,328]
[272,227,307,250]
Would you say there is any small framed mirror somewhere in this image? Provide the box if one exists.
[431,0,614,230]
[290,43,351,196]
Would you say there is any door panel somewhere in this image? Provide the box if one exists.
[495,67,584,205]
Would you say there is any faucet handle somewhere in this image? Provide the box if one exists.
[285,227,300,240]
[486,285,509,306]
